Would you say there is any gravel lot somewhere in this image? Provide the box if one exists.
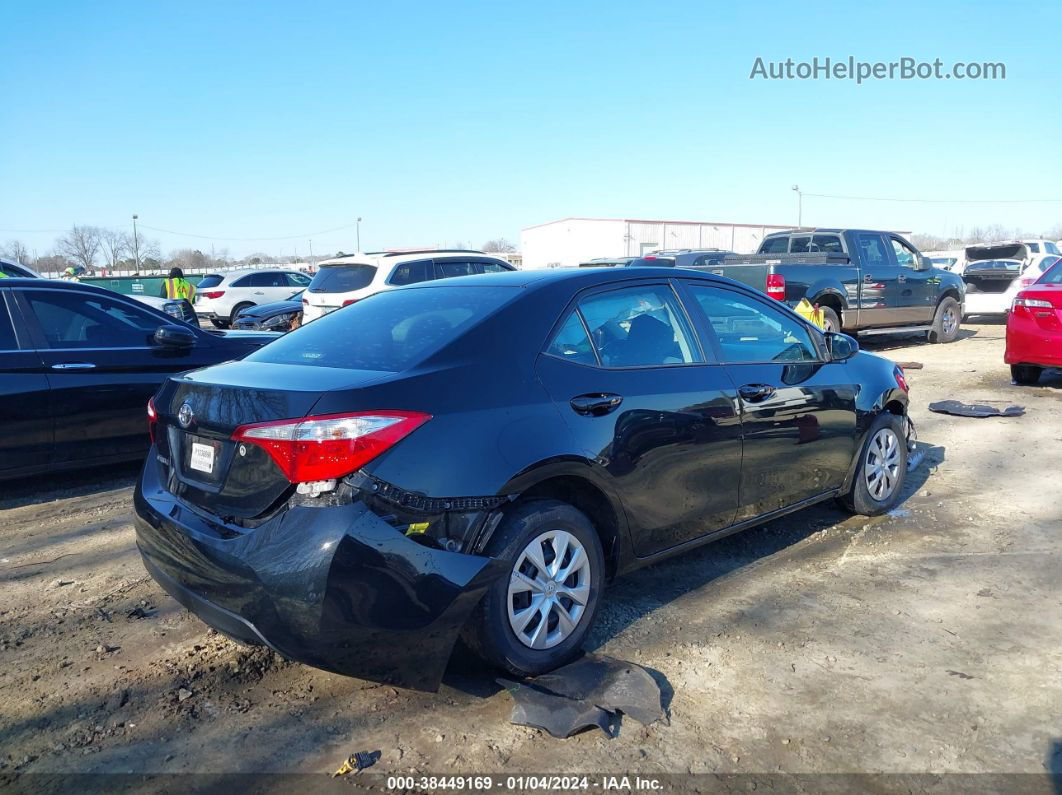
[2,321,1060,778]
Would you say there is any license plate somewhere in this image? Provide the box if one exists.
[189,442,215,474]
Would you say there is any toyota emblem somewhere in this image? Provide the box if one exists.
[177,402,194,428]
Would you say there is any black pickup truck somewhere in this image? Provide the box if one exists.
[687,229,966,343]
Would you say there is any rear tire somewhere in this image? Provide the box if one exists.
[230,303,254,324]
[1011,364,1043,385]
[928,297,961,344]
[820,305,842,334]
[463,500,604,678]
[840,412,908,516]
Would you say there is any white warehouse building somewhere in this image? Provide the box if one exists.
[520,216,800,270]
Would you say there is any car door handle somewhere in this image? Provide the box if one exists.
[570,393,623,416]
[738,383,776,403]
[51,362,96,370]
[253,291,265,295]
[864,274,873,284]
[897,274,907,284]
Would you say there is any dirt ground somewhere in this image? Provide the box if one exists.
[2,320,1060,779]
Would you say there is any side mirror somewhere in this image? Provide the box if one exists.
[154,324,196,349]
[915,255,932,271]
[825,331,859,361]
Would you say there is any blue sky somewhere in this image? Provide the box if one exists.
[2,0,1061,258]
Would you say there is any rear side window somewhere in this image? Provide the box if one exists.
[576,285,701,367]
[308,264,377,293]
[197,275,223,289]
[0,296,17,350]
[856,234,889,267]
[388,260,433,286]
[249,285,519,371]
[435,260,478,279]
[759,237,789,254]
[1028,243,1040,253]
[545,311,596,365]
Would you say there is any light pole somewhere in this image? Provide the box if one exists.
[791,185,802,228]
[356,217,362,252]
[132,214,141,273]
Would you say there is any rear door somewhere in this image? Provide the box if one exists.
[15,287,220,463]
[681,282,858,520]
[887,235,934,323]
[0,289,52,474]
[535,280,742,557]
[851,232,900,327]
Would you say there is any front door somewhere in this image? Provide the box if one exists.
[535,282,743,558]
[888,235,935,323]
[15,287,217,463]
[851,232,900,327]
[681,282,858,520]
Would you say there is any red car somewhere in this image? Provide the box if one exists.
[1005,258,1062,384]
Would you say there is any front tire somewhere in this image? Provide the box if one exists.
[841,413,908,516]
[928,297,961,343]
[463,500,604,677]
[230,302,254,324]
[1011,364,1043,385]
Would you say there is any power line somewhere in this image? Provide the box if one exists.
[0,220,360,241]
[804,192,1062,205]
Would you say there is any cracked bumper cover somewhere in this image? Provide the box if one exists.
[133,459,507,691]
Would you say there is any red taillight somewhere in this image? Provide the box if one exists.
[147,397,158,443]
[342,298,359,307]
[232,411,431,483]
[894,367,909,394]
[766,273,786,300]
[202,290,226,299]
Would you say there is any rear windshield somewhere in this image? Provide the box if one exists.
[248,285,519,371]
[308,264,377,293]
[197,275,223,288]
[1039,261,1062,284]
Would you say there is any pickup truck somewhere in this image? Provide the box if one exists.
[688,229,966,343]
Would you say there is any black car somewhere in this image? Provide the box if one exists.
[135,268,911,691]
[0,279,278,480]
[232,290,304,331]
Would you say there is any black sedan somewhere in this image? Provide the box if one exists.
[0,278,277,480]
[134,267,911,690]
[232,290,304,331]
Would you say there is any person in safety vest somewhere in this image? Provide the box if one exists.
[161,267,196,302]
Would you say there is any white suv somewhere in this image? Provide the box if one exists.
[301,250,514,323]
[195,268,311,328]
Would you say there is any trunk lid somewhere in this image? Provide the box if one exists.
[961,244,1028,294]
[155,361,391,521]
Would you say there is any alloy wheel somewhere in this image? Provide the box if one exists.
[942,307,957,336]
[507,529,591,650]
[864,428,901,501]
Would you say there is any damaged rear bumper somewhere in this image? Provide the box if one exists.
[133,455,507,691]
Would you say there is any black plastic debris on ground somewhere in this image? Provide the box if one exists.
[928,400,1025,418]
[498,654,665,739]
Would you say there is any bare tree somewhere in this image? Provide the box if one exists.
[482,237,517,253]
[2,240,30,264]
[100,228,128,269]
[57,225,102,271]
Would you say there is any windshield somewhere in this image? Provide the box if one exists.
[248,285,520,371]
[308,264,377,293]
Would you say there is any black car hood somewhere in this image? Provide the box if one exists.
[240,300,302,318]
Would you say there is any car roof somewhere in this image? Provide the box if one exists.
[395,265,744,291]
[213,267,300,278]
[316,250,510,268]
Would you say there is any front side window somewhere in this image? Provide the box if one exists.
[857,234,889,267]
[687,285,820,364]
[544,311,596,366]
[890,237,918,268]
[388,260,433,286]
[759,237,789,254]
[25,290,161,349]
[576,285,700,367]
